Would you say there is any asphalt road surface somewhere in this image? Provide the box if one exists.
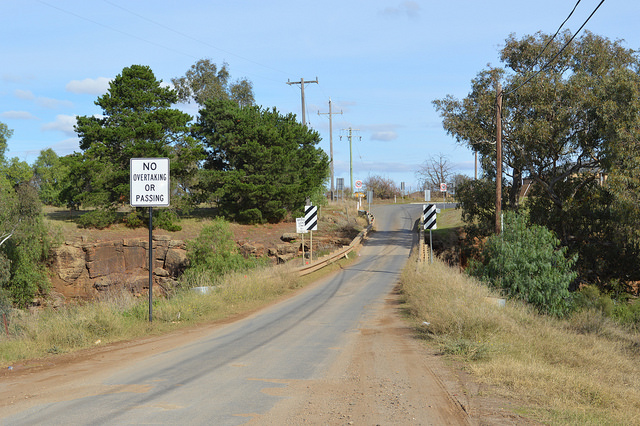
[0,203,469,425]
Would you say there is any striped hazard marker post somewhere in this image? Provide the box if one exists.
[423,204,437,264]
[305,205,318,261]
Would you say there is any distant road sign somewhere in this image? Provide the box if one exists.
[355,180,363,190]
[440,183,447,192]
[130,158,170,207]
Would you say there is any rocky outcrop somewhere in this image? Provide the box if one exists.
[50,236,188,300]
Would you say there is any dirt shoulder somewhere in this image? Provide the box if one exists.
[249,287,534,425]
[0,285,530,425]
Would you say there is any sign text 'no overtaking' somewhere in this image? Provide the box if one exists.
[130,158,170,207]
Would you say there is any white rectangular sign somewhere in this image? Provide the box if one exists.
[130,158,170,207]
[296,217,308,234]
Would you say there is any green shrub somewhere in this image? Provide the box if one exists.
[0,288,11,318]
[123,210,144,228]
[238,208,263,225]
[153,208,182,231]
[181,218,263,285]
[612,298,640,329]
[468,211,577,316]
[76,209,118,229]
[573,285,614,317]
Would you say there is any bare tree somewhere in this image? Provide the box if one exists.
[363,175,399,199]
[415,153,454,191]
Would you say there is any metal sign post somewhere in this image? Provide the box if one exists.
[130,158,170,322]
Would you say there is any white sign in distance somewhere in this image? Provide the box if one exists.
[440,182,447,192]
[296,217,308,234]
[355,180,363,190]
[130,158,170,207]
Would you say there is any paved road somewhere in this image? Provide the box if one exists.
[1,204,423,425]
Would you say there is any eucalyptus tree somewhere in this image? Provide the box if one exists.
[434,31,640,289]
[172,59,255,108]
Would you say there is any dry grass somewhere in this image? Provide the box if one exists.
[0,263,302,366]
[401,258,640,425]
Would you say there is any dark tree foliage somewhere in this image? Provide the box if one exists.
[194,99,329,223]
[71,65,203,211]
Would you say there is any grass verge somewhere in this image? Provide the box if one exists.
[0,264,297,366]
[400,257,640,425]
[0,252,360,368]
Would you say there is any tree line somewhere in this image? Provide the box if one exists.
[0,60,329,306]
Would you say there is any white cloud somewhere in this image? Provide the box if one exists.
[14,89,73,110]
[379,1,421,19]
[41,115,77,137]
[371,131,398,141]
[0,110,38,120]
[14,89,35,100]
[3,74,35,83]
[49,138,81,156]
[36,97,74,110]
[66,77,111,95]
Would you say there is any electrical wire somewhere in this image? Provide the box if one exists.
[36,0,294,85]
[504,0,606,97]
[36,0,199,61]
[528,0,582,71]
[101,0,290,77]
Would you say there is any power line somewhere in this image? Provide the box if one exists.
[529,0,582,69]
[36,0,198,61]
[101,0,290,77]
[504,0,605,97]
[37,0,291,84]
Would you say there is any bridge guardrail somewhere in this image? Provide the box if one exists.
[295,211,374,277]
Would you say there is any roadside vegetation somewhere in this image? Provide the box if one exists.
[401,257,640,425]
[403,206,640,424]
[0,260,301,366]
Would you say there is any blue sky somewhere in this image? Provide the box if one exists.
[1,0,638,191]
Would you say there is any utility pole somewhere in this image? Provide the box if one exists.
[318,98,342,198]
[340,127,360,194]
[495,82,503,235]
[287,77,318,126]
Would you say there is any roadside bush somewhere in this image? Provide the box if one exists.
[612,299,640,329]
[2,221,52,307]
[468,211,577,316]
[76,209,118,229]
[573,285,614,316]
[180,218,264,286]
